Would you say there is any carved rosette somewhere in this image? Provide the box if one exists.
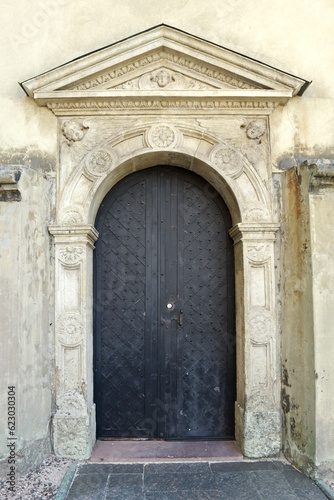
[146,124,179,149]
[247,244,271,262]
[244,207,270,222]
[58,246,84,265]
[60,208,84,225]
[58,314,84,345]
[211,144,244,178]
[249,314,274,343]
[86,148,115,176]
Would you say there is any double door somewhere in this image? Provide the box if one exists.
[94,166,235,439]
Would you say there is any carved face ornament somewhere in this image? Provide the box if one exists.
[62,120,86,144]
[246,120,266,141]
[153,70,173,88]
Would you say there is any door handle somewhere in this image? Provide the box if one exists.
[178,309,183,327]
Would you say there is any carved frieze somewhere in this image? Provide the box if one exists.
[115,69,215,90]
[68,50,259,92]
[48,100,276,114]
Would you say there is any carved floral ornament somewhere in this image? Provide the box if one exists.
[146,124,179,149]
[58,246,84,264]
[249,314,274,343]
[58,314,84,344]
[60,208,84,225]
[247,244,271,262]
[211,143,244,178]
[86,148,115,176]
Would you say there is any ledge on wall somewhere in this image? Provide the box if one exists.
[0,166,21,202]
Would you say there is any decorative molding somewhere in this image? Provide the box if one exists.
[307,160,334,190]
[0,166,21,202]
[229,223,280,244]
[49,224,99,247]
[44,97,280,116]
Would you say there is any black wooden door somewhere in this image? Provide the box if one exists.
[94,166,235,440]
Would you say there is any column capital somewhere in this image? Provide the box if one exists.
[48,224,99,248]
[229,222,280,244]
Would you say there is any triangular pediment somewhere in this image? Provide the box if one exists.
[21,25,310,115]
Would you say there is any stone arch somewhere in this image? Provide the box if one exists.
[57,122,272,228]
[50,120,280,460]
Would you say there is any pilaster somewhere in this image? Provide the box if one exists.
[48,224,99,459]
[230,222,280,457]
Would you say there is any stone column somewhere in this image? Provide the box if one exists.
[48,224,98,459]
[230,222,280,457]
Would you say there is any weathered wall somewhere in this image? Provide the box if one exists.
[0,165,56,475]
[309,166,334,477]
[281,162,334,478]
[281,166,316,474]
[0,0,334,477]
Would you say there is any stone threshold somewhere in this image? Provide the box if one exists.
[91,440,243,462]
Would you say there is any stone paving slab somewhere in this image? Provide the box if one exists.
[65,460,328,499]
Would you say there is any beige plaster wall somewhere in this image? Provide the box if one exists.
[0,166,56,474]
[1,0,334,475]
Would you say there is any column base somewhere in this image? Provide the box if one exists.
[53,404,96,459]
[235,403,281,458]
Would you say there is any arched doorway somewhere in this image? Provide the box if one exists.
[93,165,236,440]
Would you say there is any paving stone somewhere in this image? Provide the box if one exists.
[250,471,300,500]
[66,472,108,499]
[144,462,210,474]
[144,472,216,491]
[213,471,262,499]
[210,461,277,472]
[107,472,143,491]
[79,463,144,474]
[294,486,328,500]
[144,491,226,499]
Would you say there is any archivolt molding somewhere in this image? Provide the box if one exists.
[57,121,273,227]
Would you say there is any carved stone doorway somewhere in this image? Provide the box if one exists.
[21,25,309,459]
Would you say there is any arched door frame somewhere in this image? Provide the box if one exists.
[49,122,280,459]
